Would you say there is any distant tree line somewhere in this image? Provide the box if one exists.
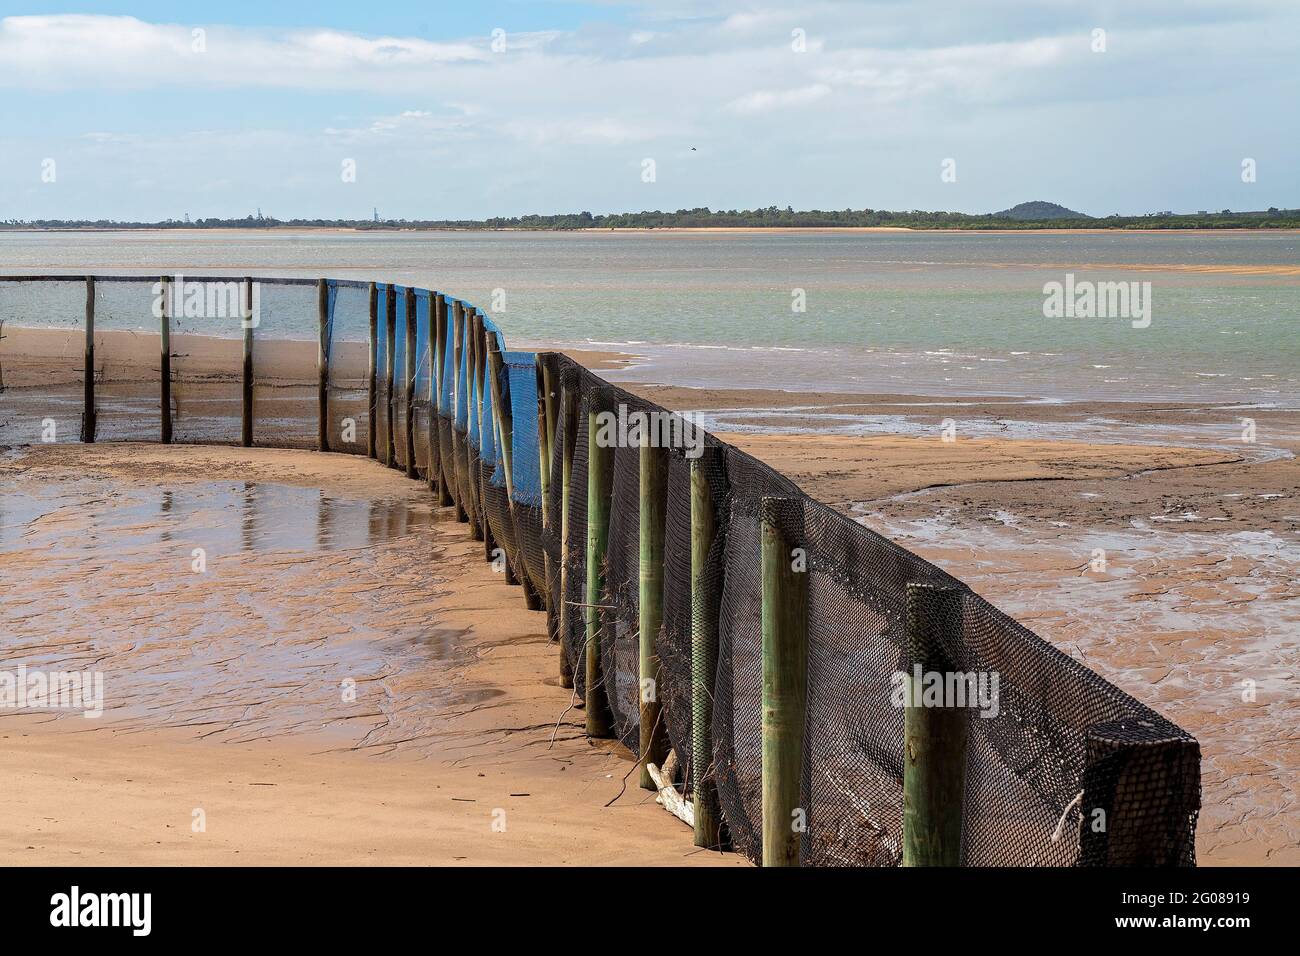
[3,206,1298,231]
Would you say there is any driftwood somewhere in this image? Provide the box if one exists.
[646,751,692,829]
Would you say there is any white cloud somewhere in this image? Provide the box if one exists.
[728,83,832,113]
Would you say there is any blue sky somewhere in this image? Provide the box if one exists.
[1,1,1296,220]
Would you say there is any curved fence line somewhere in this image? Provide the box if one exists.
[0,274,1201,867]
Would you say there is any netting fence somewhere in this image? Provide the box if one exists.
[0,274,1200,867]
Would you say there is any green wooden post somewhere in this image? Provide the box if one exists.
[760,496,807,867]
[638,440,669,789]
[902,582,968,867]
[366,282,377,459]
[317,277,329,453]
[241,277,254,448]
[385,286,396,468]
[160,275,172,444]
[404,286,417,479]
[82,276,95,443]
[557,378,578,689]
[691,451,721,848]
[536,362,553,614]
[584,391,615,738]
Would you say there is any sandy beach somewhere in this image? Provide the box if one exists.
[2,331,1296,866]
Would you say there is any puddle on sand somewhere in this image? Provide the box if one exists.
[0,474,490,755]
[0,479,439,553]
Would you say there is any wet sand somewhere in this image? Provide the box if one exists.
[0,444,745,866]
[3,337,1296,866]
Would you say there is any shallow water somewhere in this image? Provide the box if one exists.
[1,229,1296,403]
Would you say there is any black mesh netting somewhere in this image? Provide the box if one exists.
[542,353,1199,868]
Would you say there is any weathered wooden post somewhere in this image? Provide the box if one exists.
[426,291,441,493]
[638,438,669,789]
[160,275,172,444]
[433,293,453,507]
[82,276,95,443]
[466,309,484,541]
[317,277,329,453]
[241,276,254,448]
[367,282,377,460]
[902,582,968,867]
[384,284,397,468]
[584,389,615,738]
[450,300,467,521]
[556,375,578,689]
[536,363,553,613]
[476,322,500,563]
[404,286,417,479]
[760,496,807,867]
[691,451,721,847]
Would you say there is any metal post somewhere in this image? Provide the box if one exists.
[366,282,377,459]
[82,276,95,443]
[317,277,329,453]
[241,277,254,448]
[160,275,172,444]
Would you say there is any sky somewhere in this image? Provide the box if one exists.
[0,1,1295,221]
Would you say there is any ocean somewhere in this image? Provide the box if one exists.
[1,229,1295,404]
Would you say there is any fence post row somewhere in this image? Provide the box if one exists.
[160,275,172,444]
[690,451,723,849]
[584,388,615,738]
[902,582,968,867]
[317,277,329,453]
[760,496,808,868]
[82,276,95,443]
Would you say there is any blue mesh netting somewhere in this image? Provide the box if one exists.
[414,291,431,403]
[453,301,469,433]
[506,352,542,506]
[438,295,454,414]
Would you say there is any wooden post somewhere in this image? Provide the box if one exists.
[317,277,329,453]
[584,392,615,738]
[638,440,669,789]
[760,496,807,867]
[241,277,254,448]
[160,275,172,444]
[536,362,553,614]
[404,286,417,479]
[367,282,377,459]
[557,378,578,689]
[426,291,441,492]
[433,294,453,506]
[450,301,467,521]
[82,276,95,443]
[385,284,396,468]
[902,582,968,867]
[691,452,721,848]
[470,310,486,541]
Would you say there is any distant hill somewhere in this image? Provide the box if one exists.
[995,201,1091,221]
